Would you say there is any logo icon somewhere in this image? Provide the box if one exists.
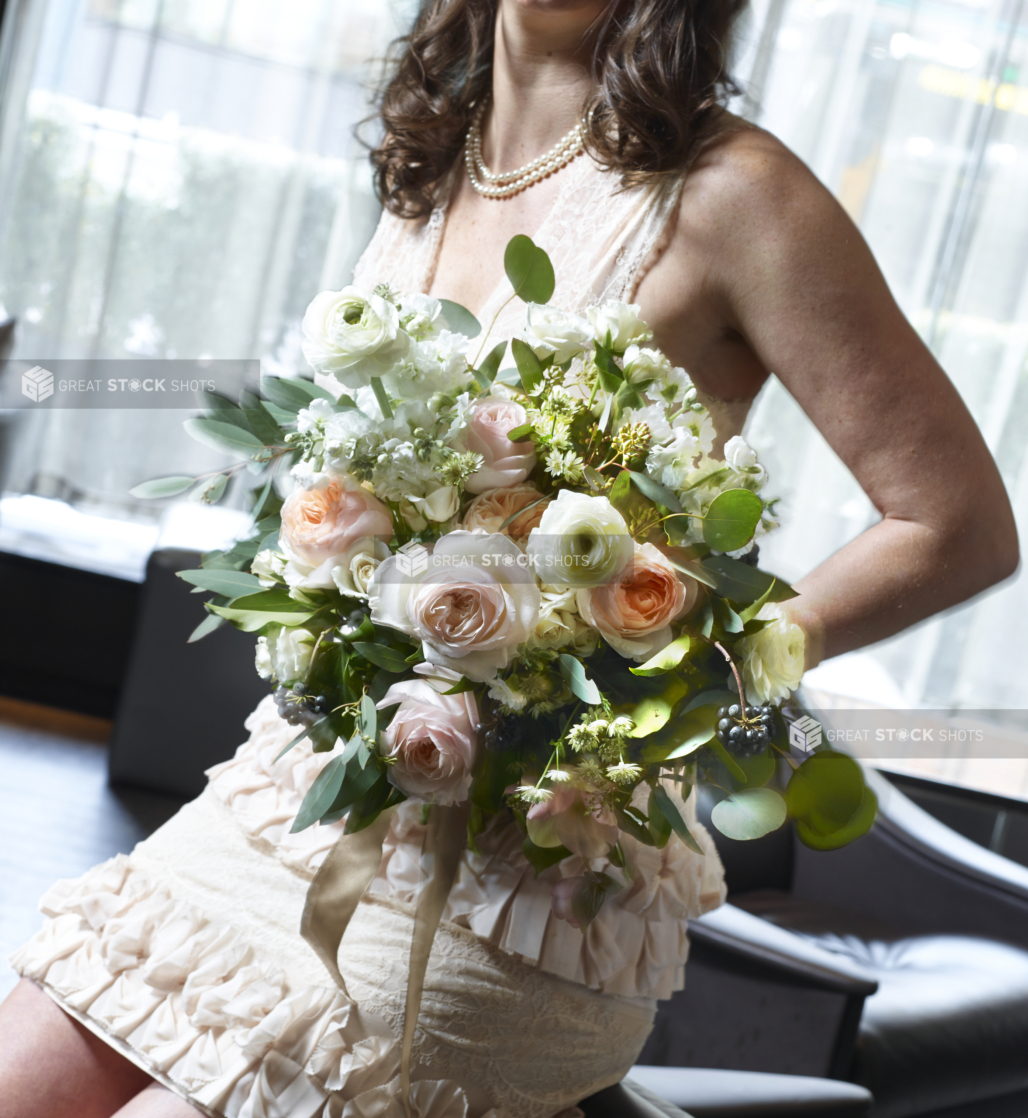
[395,541,429,578]
[21,365,54,403]
[788,714,823,753]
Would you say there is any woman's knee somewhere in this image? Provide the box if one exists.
[0,979,154,1118]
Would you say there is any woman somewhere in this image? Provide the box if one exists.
[0,0,1018,1115]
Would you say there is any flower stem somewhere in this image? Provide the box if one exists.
[370,377,394,420]
[714,640,747,708]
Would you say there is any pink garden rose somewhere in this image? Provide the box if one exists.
[577,542,698,661]
[377,677,479,805]
[280,475,393,568]
[461,483,550,546]
[369,531,540,682]
[526,787,619,860]
[463,398,536,494]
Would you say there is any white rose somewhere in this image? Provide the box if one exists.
[587,301,652,353]
[407,485,460,524]
[522,303,591,364]
[331,538,390,598]
[738,604,806,703]
[526,490,634,589]
[369,530,541,682]
[724,435,758,471]
[623,344,671,384]
[258,626,316,683]
[251,549,287,587]
[301,286,410,390]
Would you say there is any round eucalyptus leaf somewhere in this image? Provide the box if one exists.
[710,786,788,841]
[796,786,878,850]
[702,488,763,552]
[785,750,864,835]
[504,235,556,304]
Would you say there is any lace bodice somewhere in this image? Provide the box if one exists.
[352,156,753,445]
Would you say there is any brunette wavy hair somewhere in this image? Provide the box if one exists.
[370,0,748,219]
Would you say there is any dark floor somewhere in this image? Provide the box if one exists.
[0,715,186,999]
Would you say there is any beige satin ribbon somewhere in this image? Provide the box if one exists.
[300,800,470,1116]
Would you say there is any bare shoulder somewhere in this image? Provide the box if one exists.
[658,120,885,321]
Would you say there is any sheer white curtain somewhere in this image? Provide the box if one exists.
[731,0,1028,717]
[0,0,414,515]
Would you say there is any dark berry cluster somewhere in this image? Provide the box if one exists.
[273,683,330,728]
[482,716,522,753]
[716,702,777,757]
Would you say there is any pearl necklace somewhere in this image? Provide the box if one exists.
[464,103,586,199]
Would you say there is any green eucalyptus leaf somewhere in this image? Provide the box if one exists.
[702,488,763,552]
[290,756,347,832]
[503,234,556,304]
[358,694,377,744]
[558,653,601,705]
[438,298,482,339]
[475,340,507,389]
[178,569,262,597]
[274,722,316,762]
[629,471,683,513]
[511,337,545,395]
[785,751,865,836]
[129,476,196,499]
[614,803,657,847]
[651,784,705,853]
[647,787,672,847]
[631,635,691,677]
[711,787,788,841]
[702,556,798,606]
[343,772,395,833]
[184,417,266,459]
[260,375,335,412]
[243,402,287,445]
[351,641,410,674]
[625,675,691,738]
[796,786,878,850]
[187,612,226,642]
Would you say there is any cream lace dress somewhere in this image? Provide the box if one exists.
[10,156,737,1118]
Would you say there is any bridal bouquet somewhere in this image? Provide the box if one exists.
[138,235,875,926]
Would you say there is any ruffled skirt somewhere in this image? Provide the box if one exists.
[10,785,656,1117]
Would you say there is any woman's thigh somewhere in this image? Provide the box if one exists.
[0,979,155,1118]
[111,1083,206,1118]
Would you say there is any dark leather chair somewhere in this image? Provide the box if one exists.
[638,767,1028,1117]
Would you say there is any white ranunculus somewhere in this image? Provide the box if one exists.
[521,303,592,364]
[257,626,315,684]
[623,344,671,384]
[251,549,287,587]
[407,485,461,524]
[738,604,806,703]
[330,538,390,598]
[724,435,758,471]
[526,490,634,589]
[301,286,410,389]
[587,301,652,353]
[369,530,541,682]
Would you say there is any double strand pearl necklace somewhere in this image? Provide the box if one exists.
[464,102,586,199]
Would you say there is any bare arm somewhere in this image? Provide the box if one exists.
[640,128,1019,666]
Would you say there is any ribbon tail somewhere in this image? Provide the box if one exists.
[300,805,398,989]
[401,800,470,1117]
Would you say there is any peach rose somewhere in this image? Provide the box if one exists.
[461,483,550,546]
[280,475,393,568]
[377,677,479,805]
[463,398,536,494]
[577,542,697,661]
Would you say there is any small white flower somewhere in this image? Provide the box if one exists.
[259,626,316,683]
[606,761,642,784]
[545,768,572,783]
[251,549,287,587]
[518,786,553,805]
[296,397,335,433]
[724,435,758,471]
[618,403,673,446]
[488,676,529,713]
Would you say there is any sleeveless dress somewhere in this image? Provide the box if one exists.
[10,157,739,1118]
